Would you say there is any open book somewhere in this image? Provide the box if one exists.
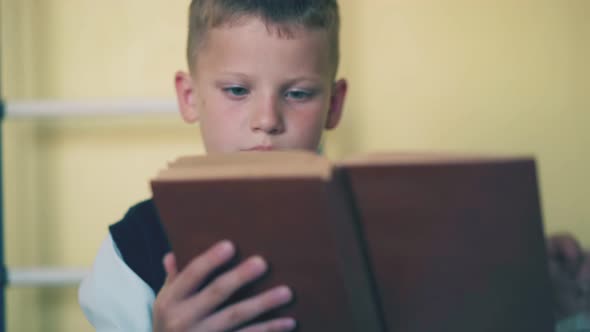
[151,151,554,332]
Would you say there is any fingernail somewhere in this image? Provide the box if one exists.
[162,253,172,265]
[278,317,296,330]
[216,241,234,259]
[248,256,268,274]
[273,285,293,302]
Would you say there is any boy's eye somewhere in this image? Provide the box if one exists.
[285,90,313,101]
[224,86,249,97]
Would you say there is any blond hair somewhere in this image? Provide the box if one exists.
[187,0,340,75]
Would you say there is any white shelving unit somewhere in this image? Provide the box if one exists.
[0,98,177,331]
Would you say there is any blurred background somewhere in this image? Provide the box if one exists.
[0,0,588,331]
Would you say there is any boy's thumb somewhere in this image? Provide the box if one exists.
[163,252,178,282]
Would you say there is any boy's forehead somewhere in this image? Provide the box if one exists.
[194,18,335,79]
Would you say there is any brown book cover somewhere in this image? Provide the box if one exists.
[340,154,555,332]
[150,151,555,332]
[151,151,383,331]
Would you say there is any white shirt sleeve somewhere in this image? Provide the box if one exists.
[79,234,156,331]
[556,313,590,332]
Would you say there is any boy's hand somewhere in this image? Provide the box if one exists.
[547,234,590,320]
[153,241,295,332]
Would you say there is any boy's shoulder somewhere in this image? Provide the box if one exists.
[109,199,170,294]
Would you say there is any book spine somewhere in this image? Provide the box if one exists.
[329,168,387,332]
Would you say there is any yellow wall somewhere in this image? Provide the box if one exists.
[1,0,588,331]
[346,1,590,241]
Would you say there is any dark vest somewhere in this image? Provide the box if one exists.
[109,199,170,294]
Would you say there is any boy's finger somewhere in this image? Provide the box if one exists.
[578,253,590,282]
[234,317,297,332]
[548,234,583,275]
[163,253,178,283]
[197,285,293,332]
[581,255,590,312]
[187,256,269,320]
[548,234,582,258]
[168,240,235,301]
[155,257,266,330]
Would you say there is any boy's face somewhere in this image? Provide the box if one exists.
[175,17,347,153]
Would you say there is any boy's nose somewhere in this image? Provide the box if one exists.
[249,98,285,135]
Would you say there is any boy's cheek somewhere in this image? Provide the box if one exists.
[287,112,324,136]
[200,122,241,153]
[291,127,325,151]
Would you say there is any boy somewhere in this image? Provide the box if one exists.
[80,1,344,331]
[79,1,589,331]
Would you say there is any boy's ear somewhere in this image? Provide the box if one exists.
[175,71,199,123]
[324,79,348,130]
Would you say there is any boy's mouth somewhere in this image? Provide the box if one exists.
[242,145,274,151]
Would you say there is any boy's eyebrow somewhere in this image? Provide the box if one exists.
[215,72,325,84]
[283,76,324,85]
[216,72,251,80]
